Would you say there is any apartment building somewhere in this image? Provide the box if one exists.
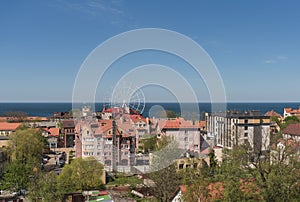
[75,119,135,172]
[205,110,270,153]
[156,118,203,154]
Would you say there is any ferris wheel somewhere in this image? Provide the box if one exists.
[110,83,145,114]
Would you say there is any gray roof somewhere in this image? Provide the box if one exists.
[212,110,266,118]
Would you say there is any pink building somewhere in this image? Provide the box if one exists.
[156,118,203,154]
[75,119,135,172]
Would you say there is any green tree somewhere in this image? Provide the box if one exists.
[281,115,300,129]
[156,135,171,151]
[2,111,28,122]
[2,160,31,191]
[155,110,177,119]
[208,149,218,176]
[57,157,104,193]
[220,146,255,201]
[2,128,46,191]
[220,144,300,202]
[147,164,181,202]
[28,172,63,202]
[181,166,212,202]
[8,128,45,165]
[140,134,157,153]
[146,137,182,202]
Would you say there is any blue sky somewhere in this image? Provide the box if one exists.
[0,0,300,102]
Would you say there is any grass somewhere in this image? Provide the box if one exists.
[106,173,143,187]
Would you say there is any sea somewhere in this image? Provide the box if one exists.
[0,102,299,118]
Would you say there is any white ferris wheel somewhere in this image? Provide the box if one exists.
[110,83,145,114]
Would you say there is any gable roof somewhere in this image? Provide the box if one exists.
[265,110,282,118]
[284,107,300,116]
[0,122,21,131]
[159,118,200,129]
[48,128,60,137]
[283,123,300,136]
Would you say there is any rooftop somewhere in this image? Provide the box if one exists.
[0,122,22,131]
[265,110,282,118]
[283,123,300,136]
[212,110,266,118]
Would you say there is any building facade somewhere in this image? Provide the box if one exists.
[156,118,203,154]
[283,107,300,119]
[205,110,271,153]
[282,123,300,142]
[75,119,135,172]
[63,120,75,148]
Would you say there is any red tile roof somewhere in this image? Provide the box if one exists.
[284,107,300,115]
[103,107,121,113]
[48,128,60,137]
[265,110,282,118]
[283,123,300,136]
[159,118,200,129]
[97,120,113,133]
[199,120,206,128]
[0,122,21,131]
[130,115,147,123]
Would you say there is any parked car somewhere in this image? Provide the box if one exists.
[42,156,50,164]
[59,154,66,161]
[59,160,65,168]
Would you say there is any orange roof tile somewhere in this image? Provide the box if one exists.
[96,120,113,133]
[265,110,282,118]
[199,120,206,128]
[0,122,21,131]
[48,128,59,137]
[130,114,147,123]
[161,118,200,129]
[284,107,300,114]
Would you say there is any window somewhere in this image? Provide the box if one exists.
[179,164,184,169]
[244,133,248,137]
[244,126,248,130]
[184,137,188,142]
[105,160,111,166]
[85,138,94,142]
[121,159,128,165]
[86,145,94,149]
[245,119,248,124]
